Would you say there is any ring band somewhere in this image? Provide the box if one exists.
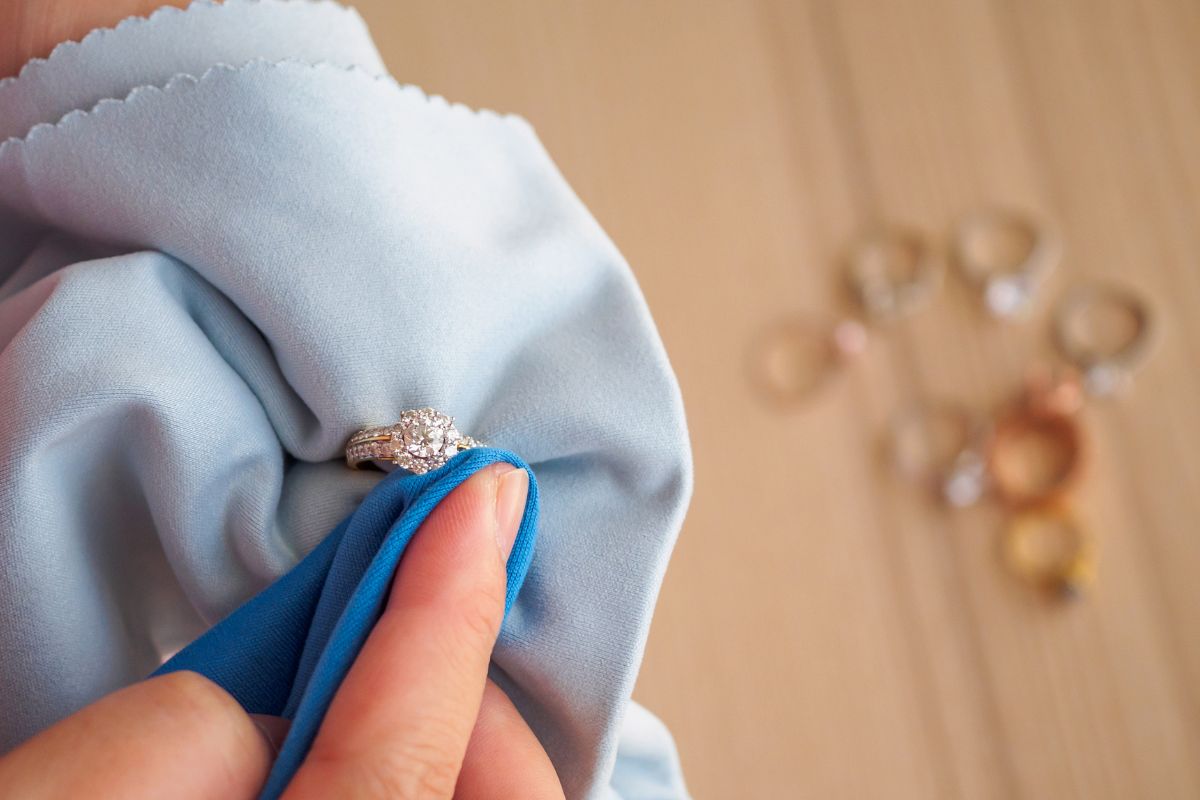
[954,208,1060,319]
[846,228,942,321]
[746,316,867,406]
[1053,281,1158,396]
[346,408,483,474]
[987,403,1083,507]
[1003,504,1095,599]
[888,401,990,508]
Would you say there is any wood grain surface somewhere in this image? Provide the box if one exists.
[353,2,1200,796]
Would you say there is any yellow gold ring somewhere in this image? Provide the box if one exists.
[1003,505,1095,600]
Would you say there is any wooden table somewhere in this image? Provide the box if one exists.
[355,2,1200,796]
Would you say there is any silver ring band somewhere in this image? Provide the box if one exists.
[1053,282,1158,396]
[954,208,1060,319]
[846,228,942,321]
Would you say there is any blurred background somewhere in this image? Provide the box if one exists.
[354,2,1199,797]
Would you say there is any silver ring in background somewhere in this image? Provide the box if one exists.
[346,407,483,473]
[887,400,991,508]
[954,208,1061,319]
[846,228,943,321]
[1053,281,1159,396]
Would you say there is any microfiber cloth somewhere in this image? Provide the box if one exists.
[0,2,691,798]
[155,447,540,798]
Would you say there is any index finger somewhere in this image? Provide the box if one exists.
[283,462,528,799]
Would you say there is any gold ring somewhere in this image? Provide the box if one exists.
[346,408,483,473]
[987,403,1083,508]
[1003,504,1095,599]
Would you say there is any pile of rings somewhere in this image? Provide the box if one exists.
[748,208,1159,601]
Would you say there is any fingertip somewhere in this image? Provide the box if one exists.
[385,461,517,611]
[298,460,526,797]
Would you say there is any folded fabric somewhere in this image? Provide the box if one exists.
[0,2,693,797]
[155,447,540,798]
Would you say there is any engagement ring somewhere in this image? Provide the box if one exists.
[346,408,483,473]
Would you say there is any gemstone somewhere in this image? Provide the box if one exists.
[984,275,1031,318]
[943,469,984,508]
[942,451,986,508]
[1084,364,1125,396]
[404,422,446,457]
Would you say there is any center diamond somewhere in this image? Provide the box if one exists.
[404,422,446,458]
[984,275,1032,318]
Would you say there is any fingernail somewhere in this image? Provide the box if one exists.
[494,464,528,562]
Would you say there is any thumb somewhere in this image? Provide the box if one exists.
[284,461,528,799]
[0,671,274,799]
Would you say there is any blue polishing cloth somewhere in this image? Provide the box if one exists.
[154,447,538,799]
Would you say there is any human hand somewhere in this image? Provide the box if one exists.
[0,462,564,799]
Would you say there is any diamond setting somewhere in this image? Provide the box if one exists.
[1083,363,1128,397]
[345,408,482,474]
[984,273,1035,319]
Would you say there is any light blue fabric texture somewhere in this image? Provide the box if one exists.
[0,1,692,798]
[154,447,540,799]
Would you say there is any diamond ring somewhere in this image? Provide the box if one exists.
[953,208,1061,319]
[846,227,943,321]
[1004,504,1095,600]
[346,408,483,474]
[1052,281,1158,397]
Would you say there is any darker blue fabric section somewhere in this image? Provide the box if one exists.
[153,447,539,799]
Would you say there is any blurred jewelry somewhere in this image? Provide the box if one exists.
[1053,281,1158,396]
[346,408,482,473]
[987,397,1083,508]
[847,228,942,321]
[747,316,867,407]
[889,401,990,507]
[954,208,1060,319]
[1021,363,1086,417]
[1003,504,1095,600]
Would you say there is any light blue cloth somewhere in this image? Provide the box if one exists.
[0,2,692,798]
[154,447,541,799]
